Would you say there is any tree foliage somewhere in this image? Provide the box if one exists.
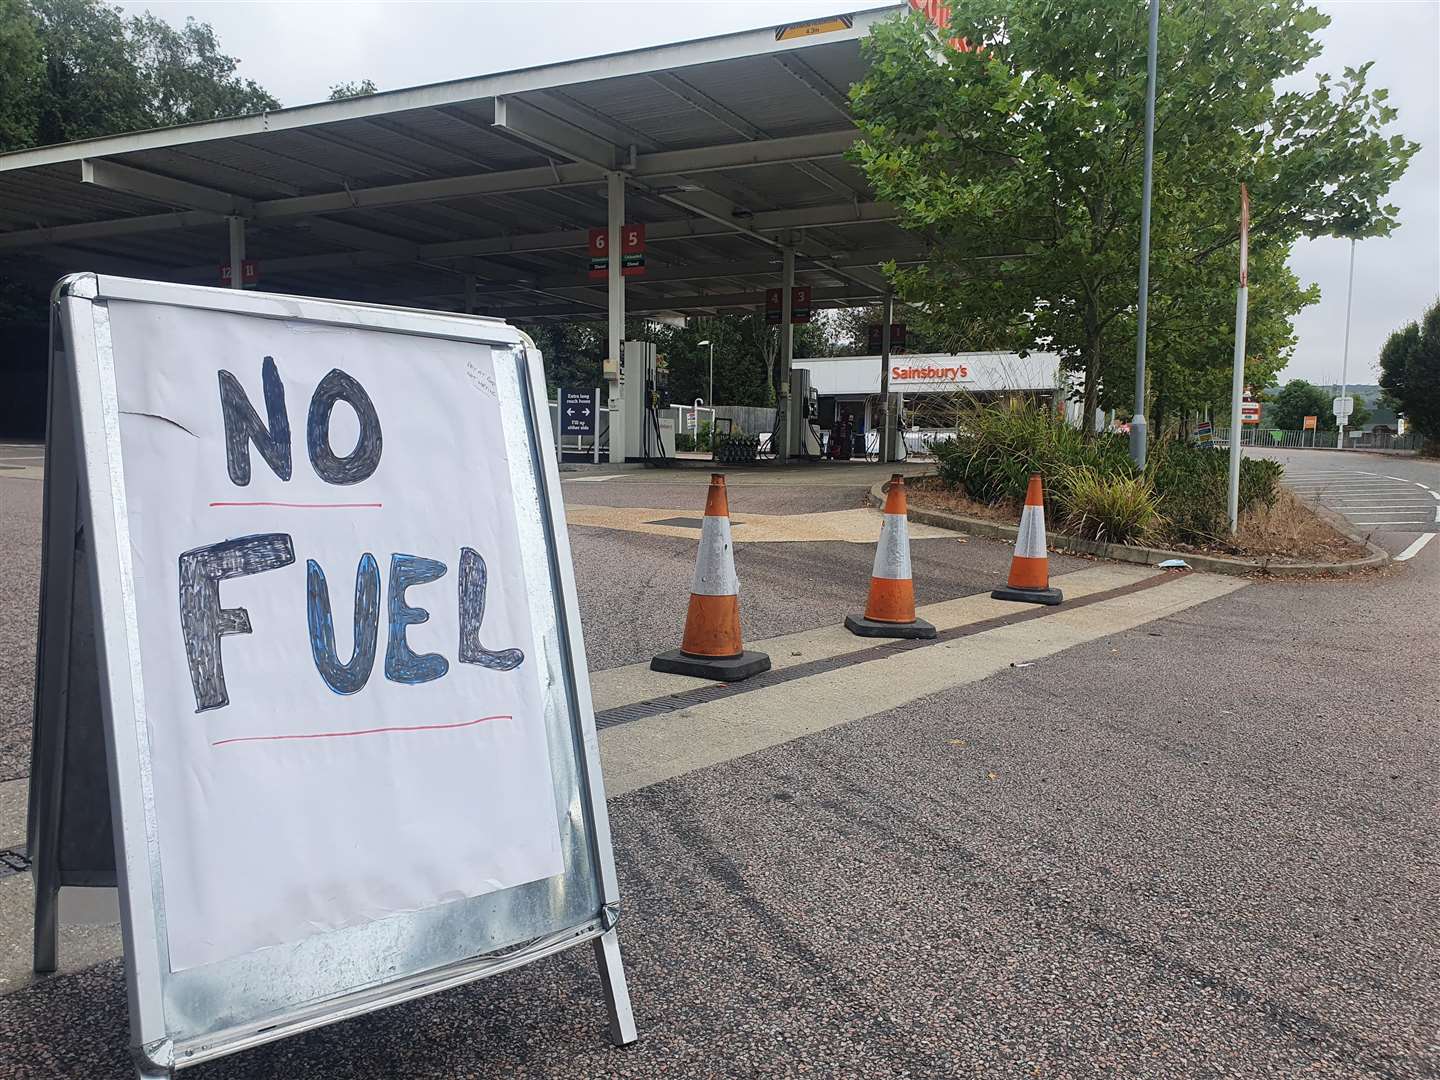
[1378,300,1440,440]
[522,313,831,408]
[849,1,1418,432]
[329,79,378,101]
[1267,378,1328,430]
[4,0,277,153]
[0,0,280,323]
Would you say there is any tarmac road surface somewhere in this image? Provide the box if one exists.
[0,453,1434,1079]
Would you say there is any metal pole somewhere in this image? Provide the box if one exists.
[606,171,625,464]
[776,244,795,462]
[879,292,894,464]
[1338,237,1356,450]
[1227,284,1248,532]
[1130,0,1159,467]
[593,387,601,464]
[708,341,714,407]
[227,216,246,290]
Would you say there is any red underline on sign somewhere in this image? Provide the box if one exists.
[211,714,512,748]
[208,501,383,509]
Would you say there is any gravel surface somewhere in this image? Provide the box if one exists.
[0,478,41,782]
[568,524,1086,671]
[2,565,1433,1079]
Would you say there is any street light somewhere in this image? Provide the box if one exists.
[697,340,714,405]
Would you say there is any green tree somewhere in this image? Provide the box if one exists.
[128,13,278,124]
[328,79,378,101]
[849,2,1418,434]
[15,0,277,150]
[1,1,281,321]
[0,0,42,150]
[1267,379,1330,430]
[829,303,957,355]
[1378,300,1440,440]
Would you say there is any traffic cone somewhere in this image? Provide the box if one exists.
[845,474,936,639]
[651,474,772,681]
[992,475,1063,605]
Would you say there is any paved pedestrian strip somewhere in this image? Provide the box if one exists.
[589,564,1244,797]
[0,561,1243,996]
[1282,468,1440,530]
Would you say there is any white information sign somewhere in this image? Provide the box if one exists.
[35,277,634,1076]
[1333,395,1354,419]
[108,301,563,971]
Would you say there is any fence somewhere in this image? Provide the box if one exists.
[1211,427,1423,452]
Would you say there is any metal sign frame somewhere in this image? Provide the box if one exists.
[31,274,635,1078]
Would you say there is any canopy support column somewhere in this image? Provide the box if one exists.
[607,171,626,464]
[227,216,245,290]
[775,241,795,463]
[879,291,894,463]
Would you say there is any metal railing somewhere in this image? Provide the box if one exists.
[1211,427,1422,451]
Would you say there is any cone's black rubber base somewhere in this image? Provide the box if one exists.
[650,649,772,682]
[991,585,1063,606]
[844,614,937,639]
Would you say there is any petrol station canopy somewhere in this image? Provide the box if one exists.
[0,4,919,322]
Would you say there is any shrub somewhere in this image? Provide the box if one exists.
[933,403,1133,505]
[1054,466,1161,544]
[930,402,1287,547]
[1146,442,1282,543]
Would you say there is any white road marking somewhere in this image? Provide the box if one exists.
[591,564,1157,713]
[564,474,623,482]
[1395,534,1437,562]
[601,572,1248,798]
[1354,520,1432,526]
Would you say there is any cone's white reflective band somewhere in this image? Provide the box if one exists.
[871,513,913,580]
[1015,504,1047,559]
[691,515,740,596]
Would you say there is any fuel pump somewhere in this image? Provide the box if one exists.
[787,369,823,458]
[618,341,676,462]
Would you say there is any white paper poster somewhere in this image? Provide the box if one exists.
[105,301,563,972]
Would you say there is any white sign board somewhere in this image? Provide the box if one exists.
[112,301,563,970]
[34,276,634,1076]
[1333,395,1354,419]
[794,352,1062,396]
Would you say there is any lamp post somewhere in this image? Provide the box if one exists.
[697,339,714,406]
[1337,238,1356,450]
[1130,0,1159,467]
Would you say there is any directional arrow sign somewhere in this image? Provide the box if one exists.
[561,387,598,436]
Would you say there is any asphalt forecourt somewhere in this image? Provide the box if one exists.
[4,551,1434,1078]
[1249,447,1440,562]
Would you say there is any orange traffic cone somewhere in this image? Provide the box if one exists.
[846,474,936,639]
[992,475,1063,605]
[651,474,772,681]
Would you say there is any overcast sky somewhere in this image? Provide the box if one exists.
[136,0,1439,387]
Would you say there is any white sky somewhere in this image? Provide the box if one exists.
[134,0,1439,386]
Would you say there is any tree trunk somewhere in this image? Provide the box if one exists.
[1080,302,1102,439]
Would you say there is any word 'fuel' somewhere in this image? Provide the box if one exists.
[180,357,525,713]
[180,541,523,712]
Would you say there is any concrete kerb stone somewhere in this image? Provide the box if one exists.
[870,478,1391,578]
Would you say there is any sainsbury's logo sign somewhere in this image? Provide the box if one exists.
[891,364,970,381]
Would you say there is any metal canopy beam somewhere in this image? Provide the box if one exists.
[80,159,254,216]
[159,200,895,279]
[483,283,880,318]
[463,247,924,296]
[493,95,620,171]
[0,130,860,251]
[0,6,893,172]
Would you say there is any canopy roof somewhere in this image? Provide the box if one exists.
[0,6,921,321]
